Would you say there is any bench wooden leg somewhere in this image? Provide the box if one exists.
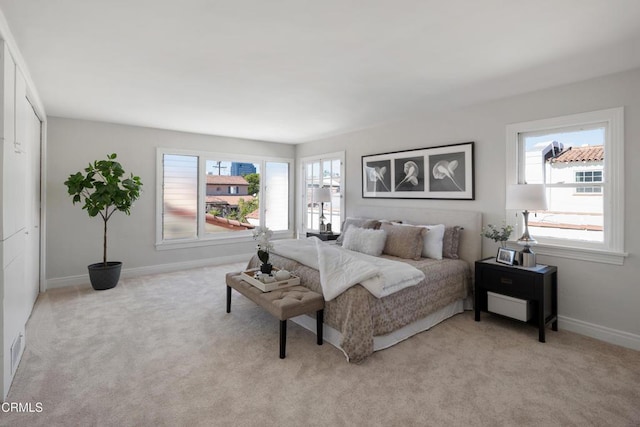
[226,285,232,313]
[317,309,323,345]
[280,320,287,359]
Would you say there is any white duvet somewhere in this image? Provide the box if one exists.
[271,238,425,301]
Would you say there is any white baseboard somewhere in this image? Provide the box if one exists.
[45,253,250,290]
[558,315,640,351]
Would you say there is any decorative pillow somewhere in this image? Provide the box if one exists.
[391,222,445,260]
[420,224,446,259]
[341,227,387,256]
[336,217,380,245]
[442,226,462,259]
[379,223,426,260]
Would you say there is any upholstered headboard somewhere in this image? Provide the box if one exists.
[350,205,482,268]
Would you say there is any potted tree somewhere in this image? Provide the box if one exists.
[64,153,143,290]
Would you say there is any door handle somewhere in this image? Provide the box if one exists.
[500,277,513,285]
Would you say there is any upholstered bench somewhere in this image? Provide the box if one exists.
[225,272,324,359]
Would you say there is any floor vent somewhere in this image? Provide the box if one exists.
[11,333,24,374]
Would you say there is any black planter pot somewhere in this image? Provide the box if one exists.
[260,263,273,274]
[87,262,122,290]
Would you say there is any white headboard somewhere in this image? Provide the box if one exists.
[351,205,482,268]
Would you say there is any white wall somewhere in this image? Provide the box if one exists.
[297,67,640,349]
[46,117,295,286]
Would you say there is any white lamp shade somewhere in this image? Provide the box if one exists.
[313,187,332,203]
[506,184,548,211]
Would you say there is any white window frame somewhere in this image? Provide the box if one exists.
[506,108,626,265]
[156,148,294,250]
[298,151,345,237]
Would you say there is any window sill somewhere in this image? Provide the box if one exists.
[155,230,294,251]
[506,242,627,265]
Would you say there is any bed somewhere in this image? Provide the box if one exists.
[247,206,482,363]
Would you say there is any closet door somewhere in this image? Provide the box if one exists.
[9,66,40,323]
[1,45,25,239]
[24,97,41,304]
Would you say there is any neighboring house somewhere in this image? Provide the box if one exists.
[527,144,604,235]
[205,175,254,215]
[545,144,604,230]
[204,175,255,231]
[206,175,250,196]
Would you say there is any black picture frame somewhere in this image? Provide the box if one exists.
[361,142,474,200]
[496,247,517,265]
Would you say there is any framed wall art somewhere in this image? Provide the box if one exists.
[361,141,475,200]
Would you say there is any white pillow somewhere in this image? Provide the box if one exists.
[391,222,445,260]
[341,227,387,257]
[420,224,445,260]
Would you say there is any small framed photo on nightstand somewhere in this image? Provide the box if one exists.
[496,248,517,265]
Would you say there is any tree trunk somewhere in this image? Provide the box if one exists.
[103,215,108,266]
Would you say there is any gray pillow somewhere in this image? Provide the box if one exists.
[442,226,462,259]
[379,223,426,260]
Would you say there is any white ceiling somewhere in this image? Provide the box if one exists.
[1,1,639,143]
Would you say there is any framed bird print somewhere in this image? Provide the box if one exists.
[361,142,474,200]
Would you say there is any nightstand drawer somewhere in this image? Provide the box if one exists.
[483,269,536,299]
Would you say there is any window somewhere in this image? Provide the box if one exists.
[264,161,290,231]
[300,152,345,234]
[204,159,260,235]
[575,170,602,193]
[157,150,292,247]
[162,154,198,240]
[506,108,625,264]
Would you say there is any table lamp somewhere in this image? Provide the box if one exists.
[506,184,548,267]
[313,187,332,233]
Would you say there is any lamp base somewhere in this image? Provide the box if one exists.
[520,246,536,267]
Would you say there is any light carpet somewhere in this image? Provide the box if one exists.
[2,262,640,426]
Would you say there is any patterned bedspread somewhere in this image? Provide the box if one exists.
[247,252,471,363]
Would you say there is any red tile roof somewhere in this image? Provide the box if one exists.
[206,175,249,185]
[549,145,604,163]
[205,214,254,230]
[205,195,255,205]
[246,208,260,220]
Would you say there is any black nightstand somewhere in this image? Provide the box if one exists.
[306,232,340,241]
[474,257,558,342]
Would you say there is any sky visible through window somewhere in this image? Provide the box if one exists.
[206,161,260,175]
[525,127,604,151]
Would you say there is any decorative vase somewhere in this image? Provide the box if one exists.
[260,263,273,274]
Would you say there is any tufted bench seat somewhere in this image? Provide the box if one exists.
[225,272,324,358]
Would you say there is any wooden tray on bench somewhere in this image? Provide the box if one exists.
[241,268,301,292]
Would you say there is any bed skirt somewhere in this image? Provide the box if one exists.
[291,297,472,359]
